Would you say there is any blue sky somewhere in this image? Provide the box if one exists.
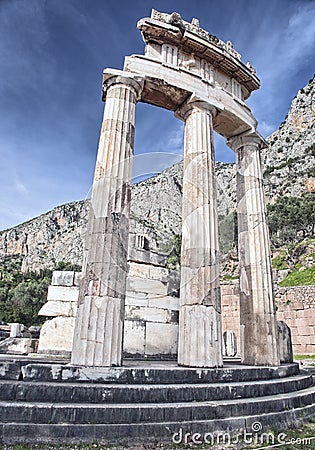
[0,0,314,230]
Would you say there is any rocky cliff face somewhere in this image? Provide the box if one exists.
[0,201,89,272]
[0,160,236,272]
[262,75,315,201]
[0,76,314,272]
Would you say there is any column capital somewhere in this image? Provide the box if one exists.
[226,130,267,152]
[175,96,217,121]
[102,75,144,102]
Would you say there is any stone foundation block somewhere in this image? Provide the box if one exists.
[127,278,167,296]
[125,292,148,307]
[125,306,171,324]
[38,301,77,318]
[52,271,75,287]
[123,320,145,355]
[47,286,79,302]
[38,317,75,354]
[147,296,179,311]
[0,337,38,355]
[146,322,178,355]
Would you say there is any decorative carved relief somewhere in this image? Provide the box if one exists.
[135,234,147,250]
[225,41,241,61]
[201,59,214,83]
[167,12,185,32]
[162,44,178,67]
[232,78,242,100]
[246,62,257,75]
[180,53,196,71]
[150,10,245,65]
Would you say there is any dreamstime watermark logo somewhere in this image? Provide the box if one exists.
[171,421,314,448]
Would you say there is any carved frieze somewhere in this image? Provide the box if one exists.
[232,78,242,100]
[161,44,178,67]
[150,9,242,63]
[200,59,214,83]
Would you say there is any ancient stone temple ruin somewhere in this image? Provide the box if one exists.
[71,9,279,368]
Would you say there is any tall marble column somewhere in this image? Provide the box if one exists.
[228,133,279,366]
[175,100,223,368]
[71,76,143,367]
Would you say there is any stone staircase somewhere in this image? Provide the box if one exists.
[0,358,315,445]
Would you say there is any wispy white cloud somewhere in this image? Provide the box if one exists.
[133,152,183,182]
[247,1,315,131]
[15,180,28,195]
[167,123,184,153]
[279,4,315,72]
[258,120,277,137]
[0,0,313,230]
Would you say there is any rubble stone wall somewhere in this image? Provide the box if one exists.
[275,285,315,355]
[221,283,315,356]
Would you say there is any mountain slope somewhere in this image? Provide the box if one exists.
[0,75,314,272]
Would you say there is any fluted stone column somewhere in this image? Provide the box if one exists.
[71,76,143,367]
[228,133,279,366]
[175,100,223,368]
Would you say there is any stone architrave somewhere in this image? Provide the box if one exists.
[71,76,143,367]
[176,99,223,368]
[228,133,279,366]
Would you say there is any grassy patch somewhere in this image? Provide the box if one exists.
[294,354,315,360]
[279,266,315,287]
[222,275,239,281]
[272,255,289,270]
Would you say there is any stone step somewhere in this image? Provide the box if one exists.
[3,401,315,446]
[19,362,300,384]
[0,374,312,404]
[0,357,69,381]
[0,386,314,425]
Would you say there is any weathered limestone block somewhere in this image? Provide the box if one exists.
[47,286,79,303]
[38,317,75,355]
[125,292,148,307]
[223,330,237,357]
[148,295,179,311]
[125,306,172,324]
[146,322,178,355]
[10,323,22,338]
[178,305,222,366]
[278,321,293,363]
[74,272,82,287]
[150,266,169,282]
[123,320,145,356]
[0,337,38,355]
[38,300,77,318]
[176,99,222,368]
[71,76,143,367]
[52,271,75,287]
[127,262,151,279]
[127,277,168,296]
[228,133,279,366]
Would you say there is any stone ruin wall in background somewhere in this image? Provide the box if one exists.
[222,283,315,355]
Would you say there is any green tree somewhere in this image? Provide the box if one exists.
[0,259,81,327]
[267,193,315,246]
[166,233,182,269]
